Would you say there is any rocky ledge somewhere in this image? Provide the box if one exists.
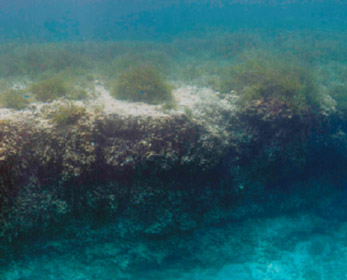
[0,85,346,257]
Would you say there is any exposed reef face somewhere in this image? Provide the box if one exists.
[0,86,346,261]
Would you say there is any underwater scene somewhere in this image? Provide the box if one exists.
[0,0,346,279]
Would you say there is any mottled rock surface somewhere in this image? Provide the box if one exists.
[0,86,346,257]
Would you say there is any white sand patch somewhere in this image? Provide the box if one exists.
[89,82,237,120]
[173,85,238,138]
[89,84,171,118]
[0,81,238,137]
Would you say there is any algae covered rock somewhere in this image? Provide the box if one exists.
[0,85,345,260]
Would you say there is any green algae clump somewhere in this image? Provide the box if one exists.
[112,65,173,105]
[0,89,30,110]
[31,75,89,102]
[220,54,320,112]
[31,76,68,102]
[50,103,86,126]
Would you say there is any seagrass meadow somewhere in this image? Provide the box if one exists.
[0,1,346,279]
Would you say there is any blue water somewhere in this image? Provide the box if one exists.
[0,1,347,279]
[0,0,345,41]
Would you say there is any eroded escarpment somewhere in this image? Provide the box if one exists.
[0,86,346,258]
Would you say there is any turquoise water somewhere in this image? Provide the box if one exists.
[0,1,345,41]
[0,1,347,279]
